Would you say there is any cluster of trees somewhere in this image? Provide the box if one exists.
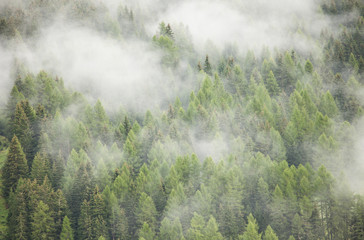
[0,0,363,240]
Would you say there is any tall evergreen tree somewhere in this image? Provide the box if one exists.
[204,55,212,75]
[11,103,34,165]
[136,192,157,231]
[31,152,51,183]
[240,214,261,240]
[2,135,28,198]
[31,200,56,240]
[263,225,278,240]
[60,216,74,240]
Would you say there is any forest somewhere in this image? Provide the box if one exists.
[0,0,363,239]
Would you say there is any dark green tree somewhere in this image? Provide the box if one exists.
[204,55,212,75]
[304,60,313,74]
[31,152,51,183]
[2,135,28,198]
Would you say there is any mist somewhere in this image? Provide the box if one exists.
[0,0,353,111]
[0,45,14,107]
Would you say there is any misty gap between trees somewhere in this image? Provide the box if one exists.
[0,0,363,240]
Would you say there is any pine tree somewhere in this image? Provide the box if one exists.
[159,217,184,240]
[240,214,261,240]
[8,178,29,240]
[349,52,359,73]
[109,203,129,240]
[122,116,132,140]
[60,216,74,240]
[2,135,28,198]
[90,186,108,240]
[138,222,155,240]
[31,200,56,240]
[123,129,142,175]
[69,161,93,231]
[204,216,224,240]
[204,55,212,75]
[266,71,280,96]
[136,192,157,231]
[11,103,34,166]
[6,85,24,121]
[52,151,65,189]
[304,60,313,74]
[93,100,110,143]
[165,24,174,39]
[53,189,68,237]
[31,152,51,183]
[78,200,92,240]
[263,225,278,240]
[187,212,205,239]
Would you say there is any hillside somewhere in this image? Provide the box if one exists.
[0,0,363,239]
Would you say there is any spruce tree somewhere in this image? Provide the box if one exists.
[165,24,174,39]
[304,59,313,74]
[2,135,28,198]
[136,193,157,231]
[204,216,224,240]
[122,116,132,140]
[90,186,108,240]
[7,178,29,240]
[159,217,184,240]
[31,200,56,240]
[240,214,261,240]
[31,152,51,183]
[78,200,92,240]
[138,222,155,240]
[6,85,24,121]
[263,225,278,240]
[109,203,129,240]
[11,103,34,165]
[60,216,74,240]
[52,151,65,189]
[266,71,280,96]
[204,55,212,75]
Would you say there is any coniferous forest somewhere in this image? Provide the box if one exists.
[0,0,364,239]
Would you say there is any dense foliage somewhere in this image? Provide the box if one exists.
[0,0,363,240]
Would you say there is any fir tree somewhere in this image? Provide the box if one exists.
[204,55,212,75]
[240,214,261,240]
[165,24,174,39]
[31,200,56,240]
[266,71,280,96]
[11,103,34,166]
[2,135,28,198]
[31,152,51,183]
[304,59,313,74]
[60,216,74,240]
[263,225,278,240]
[138,222,155,240]
[136,192,157,231]
[159,217,184,240]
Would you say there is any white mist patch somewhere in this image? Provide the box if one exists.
[350,118,364,194]
[191,136,228,162]
[19,23,175,112]
[153,0,322,53]
[0,45,14,107]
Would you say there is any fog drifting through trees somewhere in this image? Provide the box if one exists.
[0,0,363,239]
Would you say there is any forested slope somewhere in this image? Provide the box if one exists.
[0,0,363,239]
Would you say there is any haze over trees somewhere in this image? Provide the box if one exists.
[0,0,363,239]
